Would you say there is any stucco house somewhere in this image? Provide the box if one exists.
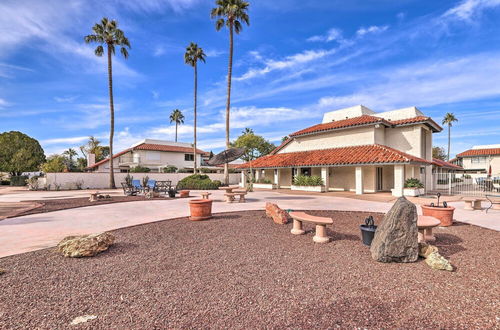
[239,105,443,197]
[453,144,500,176]
[86,139,205,173]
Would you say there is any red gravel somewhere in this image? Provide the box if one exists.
[0,210,498,329]
[13,196,169,217]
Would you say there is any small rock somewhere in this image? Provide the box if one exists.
[265,202,291,225]
[425,251,453,271]
[418,242,438,258]
[57,232,115,258]
[0,268,5,275]
[70,315,97,325]
[370,197,418,263]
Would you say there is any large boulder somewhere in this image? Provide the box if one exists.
[57,232,115,258]
[370,197,418,263]
[265,202,291,225]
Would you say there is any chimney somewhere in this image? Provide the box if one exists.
[87,153,96,167]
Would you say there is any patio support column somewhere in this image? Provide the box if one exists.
[321,167,329,191]
[255,169,261,182]
[274,169,280,188]
[240,170,247,188]
[393,164,405,197]
[355,166,364,195]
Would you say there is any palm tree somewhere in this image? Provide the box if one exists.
[242,128,254,135]
[169,109,185,142]
[63,148,78,169]
[184,43,206,174]
[442,113,458,161]
[79,136,104,160]
[85,18,131,189]
[211,0,250,184]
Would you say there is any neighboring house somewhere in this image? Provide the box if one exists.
[432,158,463,174]
[454,144,500,175]
[239,105,442,196]
[86,139,205,173]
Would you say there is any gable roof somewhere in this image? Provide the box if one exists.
[289,115,442,138]
[238,144,432,169]
[456,148,500,158]
[87,143,205,169]
[432,158,463,170]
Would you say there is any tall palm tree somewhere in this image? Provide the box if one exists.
[184,42,206,174]
[85,18,130,189]
[211,0,250,184]
[442,113,458,161]
[242,127,254,135]
[169,109,185,142]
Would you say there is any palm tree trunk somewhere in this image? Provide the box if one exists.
[193,63,198,174]
[175,122,178,142]
[224,22,234,185]
[447,124,451,161]
[107,45,116,189]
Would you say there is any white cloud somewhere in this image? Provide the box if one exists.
[205,49,225,57]
[235,49,335,81]
[0,98,11,108]
[356,25,389,36]
[54,96,78,103]
[307,28,343,42]
[441,0,500,22]
[41,136,91,145]
[316,52,500,111]
[113,0,203,13]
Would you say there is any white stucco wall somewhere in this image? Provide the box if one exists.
[43,173,240,190]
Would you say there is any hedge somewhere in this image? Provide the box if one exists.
[176,174,222,190]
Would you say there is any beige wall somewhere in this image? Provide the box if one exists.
[330,167,355,191]
[279,168,292,188]
[43,172,240,190]
[263,169,274,181]
[461,155,500,175]
[279,126,375,153]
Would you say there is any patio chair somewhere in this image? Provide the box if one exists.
[155,180,172,194]
[132,180,143,193]
[121,182,139,196]
[146,179,156,192]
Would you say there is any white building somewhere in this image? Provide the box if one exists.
[454,144,500,176]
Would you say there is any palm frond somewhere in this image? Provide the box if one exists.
[120,47,129,59]
[95,45,104,56]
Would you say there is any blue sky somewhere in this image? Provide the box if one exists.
[1,0,500,158]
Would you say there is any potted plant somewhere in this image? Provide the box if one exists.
[253,178,277,189]
[188,199,213,221]
[291,175,326,192]
[360,215,377,246]
[403,178,424,196]
[421,193,455,226]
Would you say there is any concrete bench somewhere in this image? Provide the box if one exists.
[417,215,441,243]
[224,192,246,203]
[200,192,212,199]
[289,211,333,243]
[462,197,485,210]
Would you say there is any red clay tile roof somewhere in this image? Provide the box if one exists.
[456,148,500,157]
[238,144,432,169]
[432,158,463,170]
[87,143,205,169]
[289,115,442,138]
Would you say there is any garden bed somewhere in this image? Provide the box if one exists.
[0,210,498,328]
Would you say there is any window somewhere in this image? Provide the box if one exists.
[185,154,194,161]
[471,156,487,164]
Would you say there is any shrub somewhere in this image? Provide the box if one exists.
[293,175,323,186]
[177,168,191,173]
[463,174,471,179]
[40,155,66,173]
[163,165,178,173]
[257,178,272,184]
[176,174,222,190]
[27,176,40,190]
[142,175,150,188]
[130,166,150,173]
[200,167,215,173]
[124,174,133,186]
[10,175,28,186]
[404,178,424,188]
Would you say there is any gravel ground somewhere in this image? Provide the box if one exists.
[0,210,498,329]
[13,196,170,217]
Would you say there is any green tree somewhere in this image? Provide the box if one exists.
[442,113,458,161]
[432,146,447,161]
[40,155,66,173]
[75,157,88,172]
[281,136,289,143]
[85,18,131,189]
[63,148,78,170]
[211,0,250,184]
[0,131,45,176]
[169,109,185,142]
[79,136,108,162]
[231,130,276,162]
[184,42,206,173]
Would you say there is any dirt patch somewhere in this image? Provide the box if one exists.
[11,196,171,218]
[0,210,498,328]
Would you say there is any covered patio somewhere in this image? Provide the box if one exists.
[239,144,433,197]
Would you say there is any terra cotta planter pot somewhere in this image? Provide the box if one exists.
[421,205,455,227]
[188,199,213,221]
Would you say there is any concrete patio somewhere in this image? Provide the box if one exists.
[0,189,498,258]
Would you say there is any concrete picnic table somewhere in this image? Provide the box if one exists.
[218,185,240,194]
